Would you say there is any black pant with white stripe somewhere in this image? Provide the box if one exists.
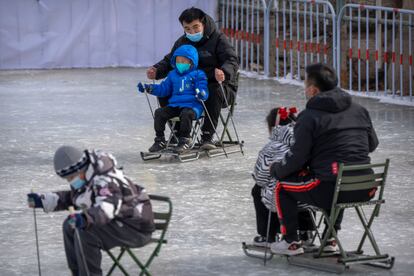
[158,83,235,141]
[154,106,196,138]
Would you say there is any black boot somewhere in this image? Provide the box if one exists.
[148,137,166,152]
[174,137,191,154]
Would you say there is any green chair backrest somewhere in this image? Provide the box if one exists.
[330,159,390,211]
[148,194,172,244]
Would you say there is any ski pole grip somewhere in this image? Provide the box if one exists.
[28,188,36,208]
[69,206,75,215]
[68,206,76,229]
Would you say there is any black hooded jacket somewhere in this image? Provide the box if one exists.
[153,13,239,93]
[271,87,379,182]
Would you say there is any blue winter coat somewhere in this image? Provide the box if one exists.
[150,45,209,119]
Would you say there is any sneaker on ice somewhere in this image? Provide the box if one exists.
[199,135,217,151]
[173,137,191,154]
[148,137,166,152]
[323,238,339,252]
[252,236,274,248]
[270,240,304,256]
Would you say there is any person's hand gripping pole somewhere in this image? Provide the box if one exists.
[68,206,90,276]
[137,82,155,119]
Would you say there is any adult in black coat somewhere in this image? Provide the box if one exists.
[146,7,239,149]
[269,63,379,256]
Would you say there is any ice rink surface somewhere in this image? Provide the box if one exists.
[1,68,414,275]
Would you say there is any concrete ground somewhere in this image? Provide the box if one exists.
[0,68,413,275]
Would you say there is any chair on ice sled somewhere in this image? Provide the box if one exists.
[206,97,244,158]
[242,205,323,264]
[139,85,236,162]
[289,159,395,273]
[140,114,206,162]
[206,73,244,158]
[139,84,213,162]
[106,194,172,276]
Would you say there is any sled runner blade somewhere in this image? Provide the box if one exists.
[288,252,348,274]
[242,242,274,261]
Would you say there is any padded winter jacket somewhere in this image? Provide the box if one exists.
[41,150,155,233]
[253,124,295,211]
[253,124,295,188]
[271,87,379,182]
[151,45,209,119]
[153,12,239,95]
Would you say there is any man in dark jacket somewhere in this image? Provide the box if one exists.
[269,63,379,256]
[146,7,239,150]
[28,146,155,276]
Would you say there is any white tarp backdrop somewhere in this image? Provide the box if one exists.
[0,0,217,69]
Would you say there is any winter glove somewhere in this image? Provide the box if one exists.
[195,88,207,101]
[137,82,153,94]
[68,213,87,229]
[27,193,43,208]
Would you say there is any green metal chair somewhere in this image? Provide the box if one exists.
[314,159,395,269]
[106,194,172,276]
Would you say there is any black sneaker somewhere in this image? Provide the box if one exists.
[253,236,275,248]
[148,137,166,152]
[200,139,217,150]
[174,137,191,154]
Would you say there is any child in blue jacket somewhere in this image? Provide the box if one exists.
[138,44,209,153]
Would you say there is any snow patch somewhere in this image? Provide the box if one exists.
[345,90,414,107]
[239,70,414,107]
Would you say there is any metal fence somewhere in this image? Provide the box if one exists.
[337,4,414,101]
[219,0,268,74]
[271,0,336,80]
[219,0,414,103]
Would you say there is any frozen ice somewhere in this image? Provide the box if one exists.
[0,68,414,275]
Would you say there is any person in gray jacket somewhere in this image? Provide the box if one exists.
[27,146,155,276]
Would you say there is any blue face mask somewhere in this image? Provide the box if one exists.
[186,31,203,42]
[70,176,86,190]
[176,63,191,74]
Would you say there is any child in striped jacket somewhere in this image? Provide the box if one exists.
[251,107,313,248]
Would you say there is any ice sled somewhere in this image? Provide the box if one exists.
[140,76,244,163]
[242,160,395,273]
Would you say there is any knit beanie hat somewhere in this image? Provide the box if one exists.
[53,146,89,177]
